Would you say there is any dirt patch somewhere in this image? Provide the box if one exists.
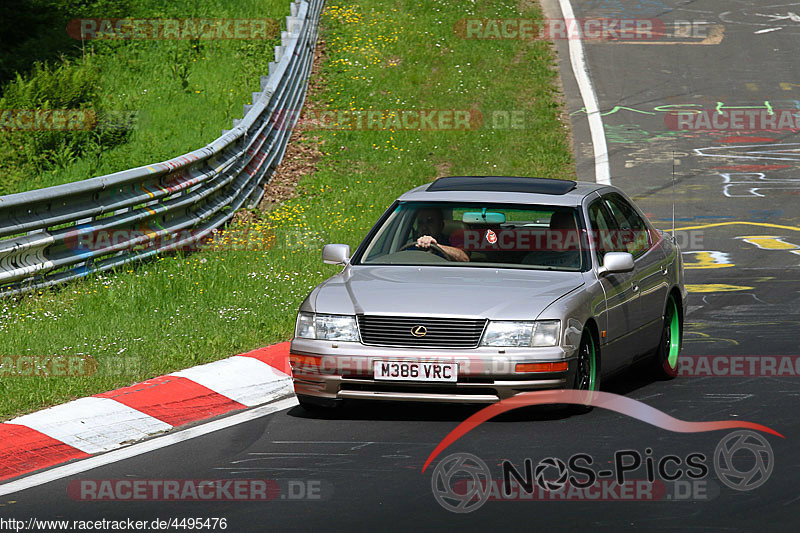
[254,35,328,213]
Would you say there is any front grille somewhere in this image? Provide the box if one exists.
[357,315,487,348]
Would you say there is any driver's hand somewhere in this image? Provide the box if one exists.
[416,235,438,249]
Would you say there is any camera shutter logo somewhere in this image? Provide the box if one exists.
[431,452,492,513]
[535,457,569,491]
[714,430,774,491]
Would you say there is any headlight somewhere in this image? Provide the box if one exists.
[481,321,533,347]
[481,320,561,347]
[531,320,560,347]
[295,312,359,341]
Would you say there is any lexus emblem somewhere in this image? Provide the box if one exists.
[411,325,428,337]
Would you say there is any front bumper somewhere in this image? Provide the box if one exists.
[289,338,578,404]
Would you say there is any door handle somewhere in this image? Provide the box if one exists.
[662,265,669,275]
[632,284,640,293]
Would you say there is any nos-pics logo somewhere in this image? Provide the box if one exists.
[431,430,774,513]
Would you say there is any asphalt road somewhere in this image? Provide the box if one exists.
[2,1,799,531]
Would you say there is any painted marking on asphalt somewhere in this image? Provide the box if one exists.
[682,251,734,269]
[0,397,298,497]
[736,235,800,250]
[711,164,790,171]
[676,221,800,232]
[703,393,755,402]
[718,136,778,144]
[695,142,800,161]
[719,172,800,198]
[558,0,610,185]
[686,284,754,293]
[682,331,740,346]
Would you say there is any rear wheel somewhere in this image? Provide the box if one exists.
[653,295,681,379]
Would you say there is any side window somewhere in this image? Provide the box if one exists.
[587,200,620,263]
[603,193,650,257]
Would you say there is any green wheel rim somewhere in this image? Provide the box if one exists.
[587,333,597,391]
[667,297,680,369]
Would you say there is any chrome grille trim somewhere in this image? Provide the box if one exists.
[357,315,487,348]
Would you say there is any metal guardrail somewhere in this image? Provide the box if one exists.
[0,0,323,297]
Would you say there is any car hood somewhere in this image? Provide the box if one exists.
[310,265,584,320]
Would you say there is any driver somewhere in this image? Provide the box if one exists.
[412,208,469,262]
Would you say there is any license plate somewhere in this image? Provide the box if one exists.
[373,361,458,382]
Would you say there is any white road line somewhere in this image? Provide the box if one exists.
[558,0,610,185]
[0,396,298,497]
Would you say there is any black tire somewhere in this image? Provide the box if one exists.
[570,329,600,413]
[652,295,681,379]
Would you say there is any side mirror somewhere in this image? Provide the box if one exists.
[322,244,351,265]
[598,252,634,276]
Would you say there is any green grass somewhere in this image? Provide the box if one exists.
[0,0,575,420]
[0,0,288,195]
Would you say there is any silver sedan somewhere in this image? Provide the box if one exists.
[290,176,686,409]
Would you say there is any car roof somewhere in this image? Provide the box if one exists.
[397,176,609,206]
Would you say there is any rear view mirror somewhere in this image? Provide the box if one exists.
[598,252,634,276]
[322,244,350,265]
[462,210,506,224]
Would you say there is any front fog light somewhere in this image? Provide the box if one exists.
[532,320,560,347]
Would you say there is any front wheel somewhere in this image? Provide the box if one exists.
[570,329,600,413]
[574,330,599,392]
[652,295,681,379]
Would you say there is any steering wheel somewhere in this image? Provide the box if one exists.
[399,241,452,260]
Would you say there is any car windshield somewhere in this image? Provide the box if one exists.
[357,202,587,271]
